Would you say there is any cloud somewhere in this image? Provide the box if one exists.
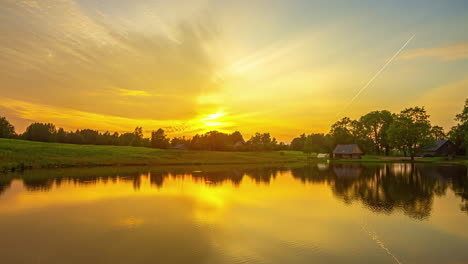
[415,78,468,130]
[0,0,224,121]
[113,88,152,97]
[0,96,249,136]
[399,42,468,61]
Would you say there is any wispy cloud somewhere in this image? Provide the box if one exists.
[414,77,468,130]
[0,97,245,136]
[399,42,468,61]
[0,0,224,121]
[114,88,152,97]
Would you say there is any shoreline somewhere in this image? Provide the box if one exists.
[1,138,467,173]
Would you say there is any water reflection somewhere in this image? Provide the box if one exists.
[0,164,467,264]
[293,163,468,219]
[1,163,466,219]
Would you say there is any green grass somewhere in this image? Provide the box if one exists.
[1,139,466,172]
[0,138,307,172]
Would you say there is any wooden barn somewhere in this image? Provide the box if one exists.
[422,140,457,157]
[333,144,364,159]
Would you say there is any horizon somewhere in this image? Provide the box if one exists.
[0,103,463,144]
[1,0,467,142]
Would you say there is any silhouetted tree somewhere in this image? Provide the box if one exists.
[303,136,314,155]
[151,128,170,149]
[56,128,67,143]
[23,123,56,142]
[360,110,393,155]
[430,125,446,140]
[387,107,434,160]
[189,131,247,151]
[171,136,190,147]
[329,117,356,145]
[0,116,15,138]
[449,98,468,155]
[290,134,306,151]
[246,132,278,151]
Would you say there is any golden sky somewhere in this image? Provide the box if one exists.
[1,0,467,141]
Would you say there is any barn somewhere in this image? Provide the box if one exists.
[422,140,457,157]
[333,144,364,159]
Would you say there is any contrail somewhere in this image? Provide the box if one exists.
[336,35,415,117]
[361,223,403,264]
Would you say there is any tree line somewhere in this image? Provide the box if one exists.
[290,100,468,159]
[0,98,467,156]
[0,119,287,151]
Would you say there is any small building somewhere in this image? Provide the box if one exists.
[333,144,364,159]
[317,153,329,159]
[422,140,456,157]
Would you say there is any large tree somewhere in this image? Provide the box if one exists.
[329,117,356,145]
[0,116,15,138]
[290,134,306,151]
[246,132,277,151]
[360,110,393,155]
[329,117,373,153]
[303,136,314,155]
[151,128,170,149]
[449,98,468,155]
[387,107,434,160]
[430,125,446,140]
[23,123,56,142]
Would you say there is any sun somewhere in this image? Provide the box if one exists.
[199,110,229,129]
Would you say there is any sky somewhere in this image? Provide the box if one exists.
[0,0,467,141]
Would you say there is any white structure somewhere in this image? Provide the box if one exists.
[317,153,329,159]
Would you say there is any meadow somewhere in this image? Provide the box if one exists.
[1,138,466,173]
[0,138,307,172]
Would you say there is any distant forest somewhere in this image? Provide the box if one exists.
[1,98,467,157]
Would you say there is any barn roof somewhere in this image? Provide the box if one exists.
[425,140,449,152]
[333,144,362,154]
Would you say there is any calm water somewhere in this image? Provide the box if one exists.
[0,163,467,264]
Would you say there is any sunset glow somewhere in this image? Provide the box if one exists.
[1,0,467,141]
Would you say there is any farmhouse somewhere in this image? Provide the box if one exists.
[333,144,363,159]
[422,140,456,157]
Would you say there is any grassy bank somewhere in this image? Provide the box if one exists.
[1,139,466,172]
[0,138,307,172]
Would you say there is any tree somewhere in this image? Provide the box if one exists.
[79,129,100,144]
[360,110,393,155]
[329,117,373,153]
[329,117,357,145]
[23,123,56,142]
[118,132,137,146]
[303,136,314,155]
[449,98,468,155]
[305,133,328,153]
[290,134,306,151]
[430,126,446,140]
[151,128,170,149]
[246,132,278,151]
[56,128,67,143]
[171,136,190,147]
[131,127,144,146]
[387,107,434,160]
[68,130,84,144]
[350,119,374,153]
[0,116,15,138]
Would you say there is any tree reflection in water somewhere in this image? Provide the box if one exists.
[291,163,468,219]
[1,163,466,219]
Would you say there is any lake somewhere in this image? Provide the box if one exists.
[0,163,467,264]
